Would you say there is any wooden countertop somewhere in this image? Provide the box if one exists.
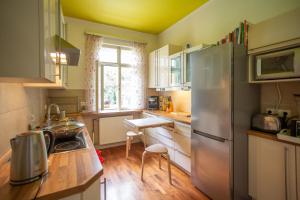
[247,130,300,146]
[143,110,191,125]
[0,119,103,200]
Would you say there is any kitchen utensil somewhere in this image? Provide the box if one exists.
[10,131,51,185]
[251,113,282,133]
[44,121,85,139]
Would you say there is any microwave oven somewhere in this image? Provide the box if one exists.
[250,47,300,80]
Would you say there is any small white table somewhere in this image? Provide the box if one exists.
[124,117,174,131]
[123,117,174,158]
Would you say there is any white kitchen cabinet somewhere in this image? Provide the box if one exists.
[174,150,191,173]
[142,113,192,173]
[169,52,184,88]
[248,135,297,200]
[23,0,69,88]
[0,0,62,83]
[248,8,300,53]
[59,178,101,200]
[148,45,181,89]
[148,51,157,88]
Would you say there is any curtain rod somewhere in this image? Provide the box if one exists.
[85,32,147,45]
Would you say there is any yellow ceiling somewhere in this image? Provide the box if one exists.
[61,0,208,34]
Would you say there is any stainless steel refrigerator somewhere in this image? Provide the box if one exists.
[191,43,260,200]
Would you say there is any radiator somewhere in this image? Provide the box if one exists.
[99,115,133,145]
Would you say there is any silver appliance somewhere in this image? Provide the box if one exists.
[10,131,52,185]
[191,43,260,200]
[249,46,300,80]
[251,113,282,133]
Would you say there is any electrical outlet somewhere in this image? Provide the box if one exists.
[266,108,277,115]
[266,108,291,117]
[277,109,291,117]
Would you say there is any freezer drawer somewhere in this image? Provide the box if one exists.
[191,131,232,200]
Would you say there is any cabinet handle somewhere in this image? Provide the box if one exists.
[101,178,107,200]
[284,147,288,200]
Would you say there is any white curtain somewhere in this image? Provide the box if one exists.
[130,42,147,109]
[84,34,103,112]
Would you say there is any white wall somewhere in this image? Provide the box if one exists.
[0,84,47,157]
[158,0,300,47]
[65,17,158,89]
[157,0,300,113]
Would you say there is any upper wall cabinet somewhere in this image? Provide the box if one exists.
[168,44,208,90]
[0,0,61,83]
[148,44,181,89]
[248,8,300,54]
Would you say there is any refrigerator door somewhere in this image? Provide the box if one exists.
[191,130,232,200]
[191,43,232,140]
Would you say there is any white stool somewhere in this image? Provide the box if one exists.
[126,131,146,159]
[141,143,172,184]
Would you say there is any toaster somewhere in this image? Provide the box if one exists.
[251,113,282,133]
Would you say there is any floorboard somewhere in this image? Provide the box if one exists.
[100,143,209,200]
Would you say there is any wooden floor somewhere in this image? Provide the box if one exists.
[101,143,209,200]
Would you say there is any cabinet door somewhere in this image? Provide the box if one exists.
[249,136,297,200]
[158,45,169,88]
[42,0,57,82]
[148,51,157,88]
[183,52,191,87]
[174,150,191,173]
[0,0,40,79]
[169,53,183,87]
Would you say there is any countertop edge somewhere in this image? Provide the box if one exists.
[143,110,191,125]
[247,130,300,146]
[37,170,102,200]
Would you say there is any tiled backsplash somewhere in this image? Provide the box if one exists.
[261,82,300,116]
[0,83,47,157]
[159,90,191,113]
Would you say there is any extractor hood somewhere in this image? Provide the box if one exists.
[51,35,80,66]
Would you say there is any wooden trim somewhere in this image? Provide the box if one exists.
[247,130,300,146]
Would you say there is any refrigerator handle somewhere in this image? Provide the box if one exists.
[193,129,226,142]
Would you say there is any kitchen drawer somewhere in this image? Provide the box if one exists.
[146,135,158,146]
[174,150,191,173]
[174,122,191,138]
[155,131,174,149]
[174,132,191,156]
[147,135,175,161]
[155,127,174,140]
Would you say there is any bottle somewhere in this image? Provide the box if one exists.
[169,97,174,112]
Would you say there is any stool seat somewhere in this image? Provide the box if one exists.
[125,131,146,159]
[126,131,143,137]
[145,144,168,153]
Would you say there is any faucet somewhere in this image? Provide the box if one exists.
[47,104,61,125]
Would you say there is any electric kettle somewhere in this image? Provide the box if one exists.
[10,131,53,185]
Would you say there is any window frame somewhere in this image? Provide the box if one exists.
[98,44,134,111]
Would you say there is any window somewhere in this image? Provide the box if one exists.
[98,44,137,110]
